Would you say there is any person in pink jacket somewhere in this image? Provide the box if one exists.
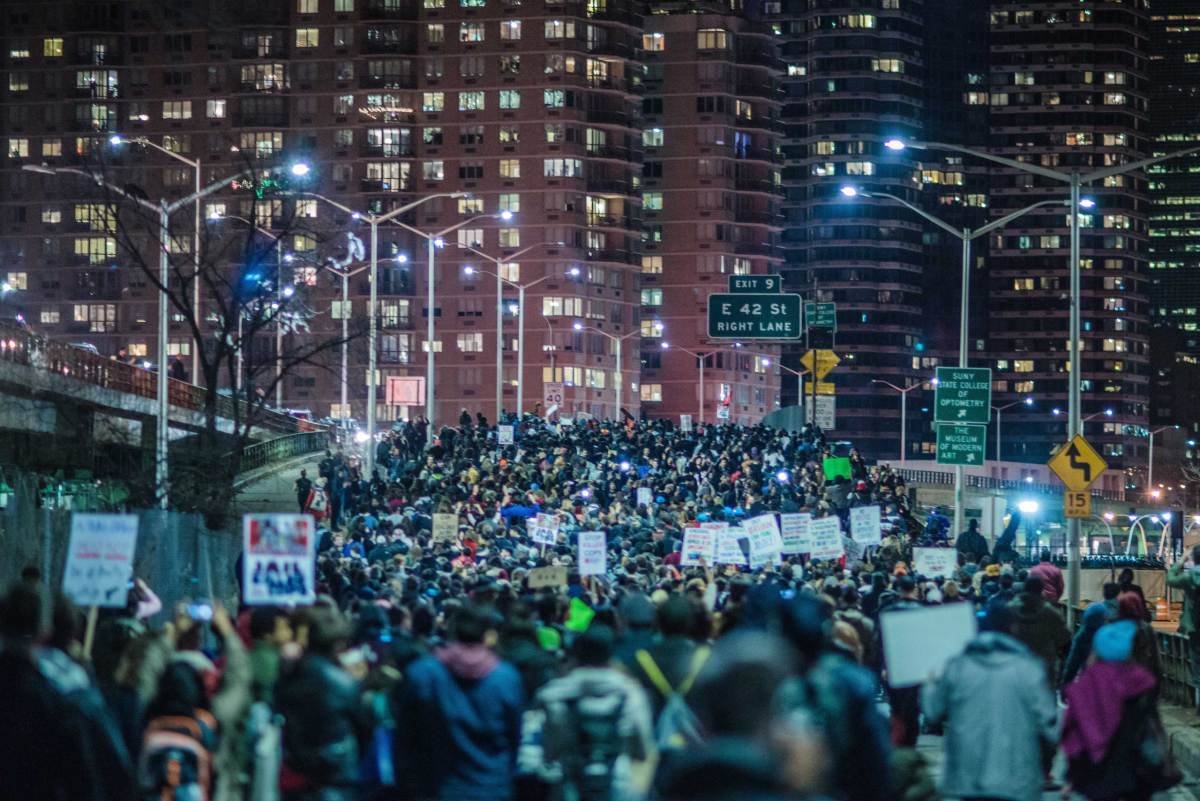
[1028,550,1064,603]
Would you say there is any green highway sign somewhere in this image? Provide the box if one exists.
[707,293,802,339]
[936,424,987,466]
[729,274,782,293]
[804,302,837,331]
[934,367,992,424]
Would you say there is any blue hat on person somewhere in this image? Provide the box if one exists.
[1093,620,1136,662]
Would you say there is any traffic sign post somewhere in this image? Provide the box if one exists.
[1047,434,1108,493]
[804,302,837,331]
[812,395,835,430]
[799,349,840,380]
[543,381,564,416]
[1063,490,1091,519]
[935,424,987,466]
[728,274,782,293]
[707,293,802,339]
[934,367,992,424]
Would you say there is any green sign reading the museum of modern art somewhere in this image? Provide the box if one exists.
[936,424,987,466]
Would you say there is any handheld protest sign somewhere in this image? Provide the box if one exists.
[63,513,139,608]
[242,514,316,606]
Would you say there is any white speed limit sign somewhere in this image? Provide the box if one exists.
[543,381,564,408]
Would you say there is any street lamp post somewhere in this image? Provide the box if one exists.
[573,322,642,421]
[299,192,467,468]
[1148,425,1178,500]
[24,161,300,508]
[659,342,720,425]
[314,249,376,424]
[871,378,932,466]
[843,186,1074,536]
[883,137,1200,622]
[992,396,1035,463]
[742,354,806,424]
[111,135,205,384]
[457,241,555,423]
[386,212,513,440]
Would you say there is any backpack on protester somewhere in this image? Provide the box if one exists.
[635,646,710,751]
[139,709,218,801]
[541,681,629,801]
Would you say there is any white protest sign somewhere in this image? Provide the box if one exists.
[577,531,607,576]
[62,514,139,607]
[716,526,748,566]
[637,487,653,508]
[880,602,977,687]
[850,505,882,546]
[744,513,783,568]
[682,527,717,566]
[914,547,959,580]
[532,512,560,546]
[680,414,693,433]
[807,516,844,561]
[243,514,316,606]
[780,512,812,554]
[432,513,458,542]
[497,424,514,445]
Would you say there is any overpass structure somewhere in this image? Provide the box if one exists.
[0,321,328,477]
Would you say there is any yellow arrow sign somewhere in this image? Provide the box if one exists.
[1047,434,1108,492]
[800,349,841,380]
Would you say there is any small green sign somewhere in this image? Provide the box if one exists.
[729,274,782,293]
[804,302,837,331]
[823,456,852,481]
[707,293,802,339]
[934,367,992,424]
[936,424,987,466]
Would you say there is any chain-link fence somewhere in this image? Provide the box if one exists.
[0,472,243,614]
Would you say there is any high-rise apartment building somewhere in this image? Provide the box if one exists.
[772,0,933,457]
[985,1,1151,469]
[1148,1,1200,353]
[636,2,783,424]
[0,0,644,426]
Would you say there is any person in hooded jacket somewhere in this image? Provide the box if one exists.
[921,605,1057,801]
[954,519,989,565]
[1007,576,1070,685]
[1060,602,1109,687]
[395,602,525,801]
[1061,620,1174,801]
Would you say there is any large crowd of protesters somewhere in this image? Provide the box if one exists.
[0,411,1186,801]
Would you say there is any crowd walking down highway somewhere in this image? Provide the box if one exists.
[1,413,1194,801]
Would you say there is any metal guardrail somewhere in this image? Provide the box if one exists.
[237,430,330,475]
[1155,630,1194,707]
[0,321,320,436]
[1058,599,1193,706]
[895,467,1125,502]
